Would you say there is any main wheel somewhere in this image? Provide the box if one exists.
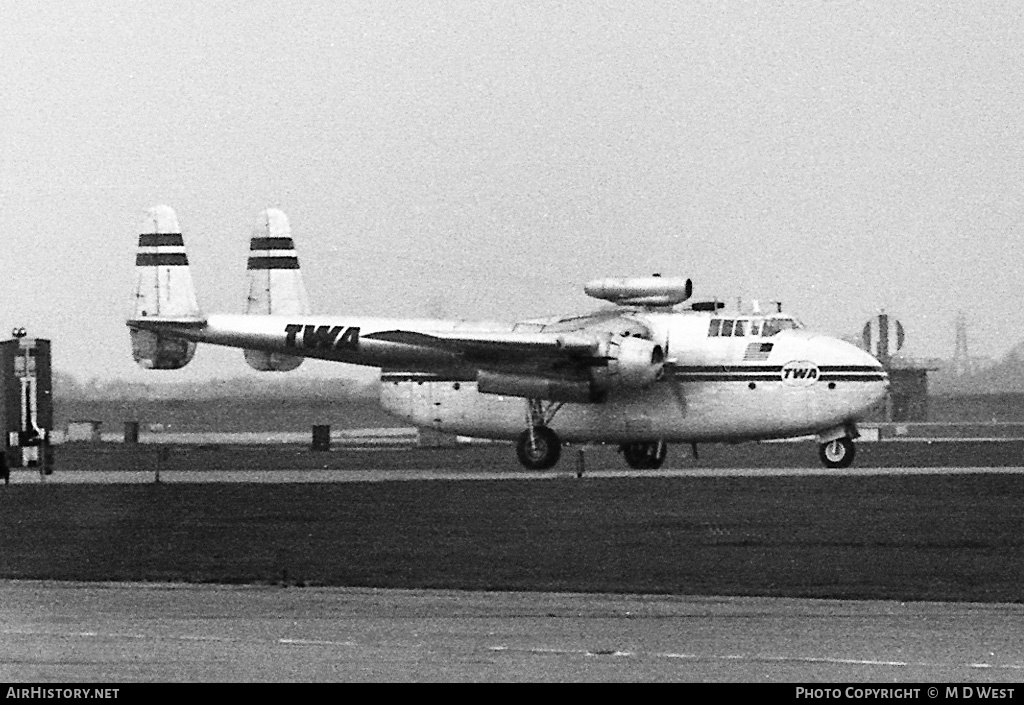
[621,441,668,470]
[516,426,561,470]
[819,437,855,469]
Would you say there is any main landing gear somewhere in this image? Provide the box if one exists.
[516,425,561,470]
[620,441,668,470]
[516,399,564,470]
[818,436,855,469]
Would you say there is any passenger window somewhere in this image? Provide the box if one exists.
[762,320,780,337]
[750,320,761,337]
[720,319,734,337]
[734,320,746,337]
[708,319,721,337]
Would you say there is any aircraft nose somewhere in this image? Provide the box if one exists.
[821,335,888,377]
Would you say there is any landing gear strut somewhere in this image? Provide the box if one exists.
[516,399,564,470]
[620,441,668,470]
[819,437,855,469]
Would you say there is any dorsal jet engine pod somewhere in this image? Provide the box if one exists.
[584,276,693,307]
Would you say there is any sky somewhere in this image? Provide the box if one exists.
[2,1,1023,382]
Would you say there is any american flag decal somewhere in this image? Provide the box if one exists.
[743,342,773,362]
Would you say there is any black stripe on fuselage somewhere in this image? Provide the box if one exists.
[672,374,784,382]
[136,252,188,266]
[247,256,300,270]
[672,375,887,383]
[670,365,884,373]
[250,237,295,250]
[670,364,886,384]
[138,233,184,247]
[669,366,782,378]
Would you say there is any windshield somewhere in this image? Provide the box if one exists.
[761,316,802,337]
[708,315,804,338]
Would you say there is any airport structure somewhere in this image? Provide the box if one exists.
[0,329,53,475]
[861,312,931,422]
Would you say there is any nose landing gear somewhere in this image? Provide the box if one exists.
[819,436,855,469]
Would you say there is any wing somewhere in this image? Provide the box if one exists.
[363,329,601,365]
[370,309,661,383]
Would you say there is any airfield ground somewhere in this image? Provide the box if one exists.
[1,442,1023,603]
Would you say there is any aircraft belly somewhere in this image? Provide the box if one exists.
[552,381,823,442]
[378,378,842,443]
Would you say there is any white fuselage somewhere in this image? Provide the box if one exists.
[378,311,888,443]
[141,308,888,444]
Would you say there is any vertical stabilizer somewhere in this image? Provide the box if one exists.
[244,208,309,371]
[133,205,201,319]
[130,205,199,369]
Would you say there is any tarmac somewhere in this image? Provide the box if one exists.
[2,580,1023,682]
[5,456,1024,682]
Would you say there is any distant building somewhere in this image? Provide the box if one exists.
[66,420,102,442]
[858,313,932,422]
[884,360,931,422]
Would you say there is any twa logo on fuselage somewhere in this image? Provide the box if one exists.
[781,360,819,386]
[285,324,360,351]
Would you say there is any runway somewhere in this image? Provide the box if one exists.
[2,581,1023,682]
[5,454,1024,681]
[9,465,1024,484]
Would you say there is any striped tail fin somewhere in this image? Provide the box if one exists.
[130,205,200,369]
[243,208,309,371]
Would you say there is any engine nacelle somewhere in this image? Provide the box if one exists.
[131,329,196,370]
[477,371,604,403]
[593,336,665,390]
[243,349,303,372]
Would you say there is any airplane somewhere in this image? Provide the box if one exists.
[128,205,889,471]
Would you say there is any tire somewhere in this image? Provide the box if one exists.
[819,437,855,469]
[516,426,561,470]
[621,441,668,470]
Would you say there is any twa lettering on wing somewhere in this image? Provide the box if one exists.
[284,324,361,351]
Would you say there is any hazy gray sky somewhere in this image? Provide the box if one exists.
[2,1,1022,381]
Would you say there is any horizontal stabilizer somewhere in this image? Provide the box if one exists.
[128,317,206,330]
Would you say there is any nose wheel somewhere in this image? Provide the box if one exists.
[516,426,561,470]
[819,437,855,469]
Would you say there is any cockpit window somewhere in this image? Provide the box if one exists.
[711,316,798,338]
[761,317,802,337]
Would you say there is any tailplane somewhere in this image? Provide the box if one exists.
[243,208,309,371]
[130,205,200,369]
